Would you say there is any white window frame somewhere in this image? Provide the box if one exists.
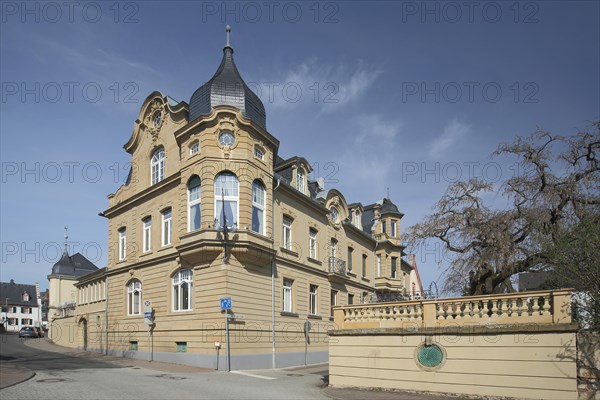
[296,168,304,194]
[283,278,293,312]
[283,216,292,250]
[254,146,264,160]
[391,220,397,237]
[309,228,317,259]
[118,228,126,261]
[309,284,318,316]
[347,247,353,271]
[127,280,142,316]
[377,254,381,277]
[391,257,398,279]
[142,217,152,253]
[151,148,165,185]
[330,289,337,317]
[214,173,239,228]
[190,141,199,155]
[188,176,201,232]
[172,269,193,311]
[252,180,265,235]
[331,238,337,258]
[162,208,172,246]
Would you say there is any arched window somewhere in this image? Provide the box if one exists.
[127,280,142,316]
[188,176,201,231]
[252,180,265,234]
[214,172,238,228]
[151,147,165,185]
[172,269,193,311]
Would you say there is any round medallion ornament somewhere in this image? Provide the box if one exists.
[415,343,446,370]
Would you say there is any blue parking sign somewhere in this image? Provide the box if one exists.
[220,297,232,310]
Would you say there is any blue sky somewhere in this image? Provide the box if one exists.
[1,1,599,292]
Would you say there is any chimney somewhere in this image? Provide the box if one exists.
[35,282,41,301]
[409,254,416,268]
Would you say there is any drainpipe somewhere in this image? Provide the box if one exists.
[104,272,109,355]
[271,177,281,369]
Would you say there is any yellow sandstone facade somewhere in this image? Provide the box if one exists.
[62,30,422,369]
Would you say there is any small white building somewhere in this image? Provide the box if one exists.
[0,279,42,333]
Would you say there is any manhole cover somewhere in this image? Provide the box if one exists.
[36,378,66,383]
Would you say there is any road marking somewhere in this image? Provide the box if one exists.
[230,371,276,380]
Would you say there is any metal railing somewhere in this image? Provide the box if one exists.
[328,257,347,275]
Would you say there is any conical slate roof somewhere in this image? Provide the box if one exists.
[189,28,266,129]
[50,251,98,277]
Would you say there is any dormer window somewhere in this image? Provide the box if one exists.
[152,111,162,128]
[151,147,165,185]
[330,207,339,223]
[254,146,264,160]
[22,292,29,302]
[354,211,361,227]
[296,169,305,194]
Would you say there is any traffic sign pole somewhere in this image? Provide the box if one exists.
[225,308,230,372]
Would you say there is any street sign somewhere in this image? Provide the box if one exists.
[220,297,232,310]
[227,314,245,320]
[144,307,154,325]
[144,300,152,307]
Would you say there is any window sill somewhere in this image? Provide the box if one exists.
[307,257,322,266]
[361,277,370,283]
[307,314,322,320]
[280,311,299,318]
[347,271,356,278]
[280,247,299,257]
[158,244,174,252]
[139,251,153,258]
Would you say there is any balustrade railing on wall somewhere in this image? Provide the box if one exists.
[333,289,573,329]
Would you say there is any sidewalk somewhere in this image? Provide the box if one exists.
[23,337,213,374]
[0,363,35,390]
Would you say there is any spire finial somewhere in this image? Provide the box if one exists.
[226,25,231,47]
[63,226,69,254]
[387,187,390,199]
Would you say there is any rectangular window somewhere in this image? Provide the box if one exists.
[382,221,386,234]
[330,238,337,258]
[362,254,367,277]
[391,257,398,279]
[190,142,199,155]
[143,217,152,252]
[176,342,187,352]
[21,307,31,314]
[330,290,337,317]
[283,278,293,312]
[282,217,292,250]
[362,292,369,304]
[8,318,17,325]
[391,220,397,237]
[118,228,126,261]
[309,229,317,259]
[10,306,17,313]
[348,293,354,305]
[21,318,32,325]
[377,255,381,277]
[130,341,138,351]
[309,284,318,315]
[347,247,353,272]
[296,169,304,194]
[254,146,264,160]
[162,209,172,246]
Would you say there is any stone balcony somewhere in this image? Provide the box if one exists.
[333,289,573,329]
[374,276,404,292]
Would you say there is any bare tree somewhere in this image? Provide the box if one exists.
[406,122,599,296]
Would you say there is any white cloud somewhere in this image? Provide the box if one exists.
[428,119,471,158]
[259,58,381,111]
[336,114,403,194]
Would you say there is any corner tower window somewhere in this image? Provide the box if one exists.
[252,180,265,235]
[218,131,235,146]
[188,176,201,232]
[214,173,238,228]
[151,148,165,185]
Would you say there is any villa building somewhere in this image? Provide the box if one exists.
[51,28,423,369]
